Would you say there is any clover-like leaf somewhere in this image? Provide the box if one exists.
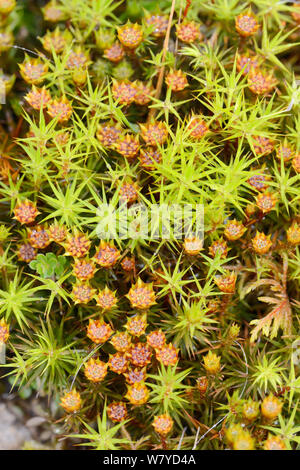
[29,253,67,279]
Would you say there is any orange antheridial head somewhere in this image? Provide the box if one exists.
[248,69,277,95]
[27,225,50,249]
[0,0,16,15]
[73,258,96,281]
[119,182,139,204]
[203,350,221,375]
[126,278,156,309]
[256,191,277,213]
[17,243,37,262]
[25,85,51,110]
[248,170,270,191]
[0,154,18,183]
[264,434,286,450]
[121,256,135,272]
[124,367,147,385]
[146,14,168,37]
[64,232,91,258]
[183,236,203,255]
[139,147,162,169]
[196,376,208,394]
[128,342,152,367]
[110,331,132,353]
[261,394,283,421]
[0,318,9,344]
[292,153,300,173]
[152,414,174,436]
[48,222,67,243]
[53,131,70,147]
[19,58,48,85]
[107,402,127,422]
[287,223,300,245]
[276,143,295,162]
[47,96,73,123]
[112,80,137,105]
[155,343,178,366]
[237,53,259,75]
[125,382,149,405]
[108,352,128,374]
[96,286,118,311]
[252,231,272,254]
[242,399,260,422]
[117,22,143,49]
[224,219,246,241]
[232,430,255,450]
[187,115,209,140]
[139,122,168,147]
[134,81,154,105]
[165,69,188,92]
[214,272,237,293]
[103,42,125,63]
[252,135,275,156]
[207,298,222,314]
[84,358,108,383]
[114,134,140,159]
[176,21,201,43]
[146,329,166,349]
[60,389,82,413]
[42,1,67,22]
[66,48,89,70]
[209,239,228,258]
[87,319,113,344]
[93,240,120,268]
[235,11,259,37]
[125,314,148,336]
[96,123,122,148]
[71,283,96,304]
[13,200,39,225]
[40,28,71,54]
